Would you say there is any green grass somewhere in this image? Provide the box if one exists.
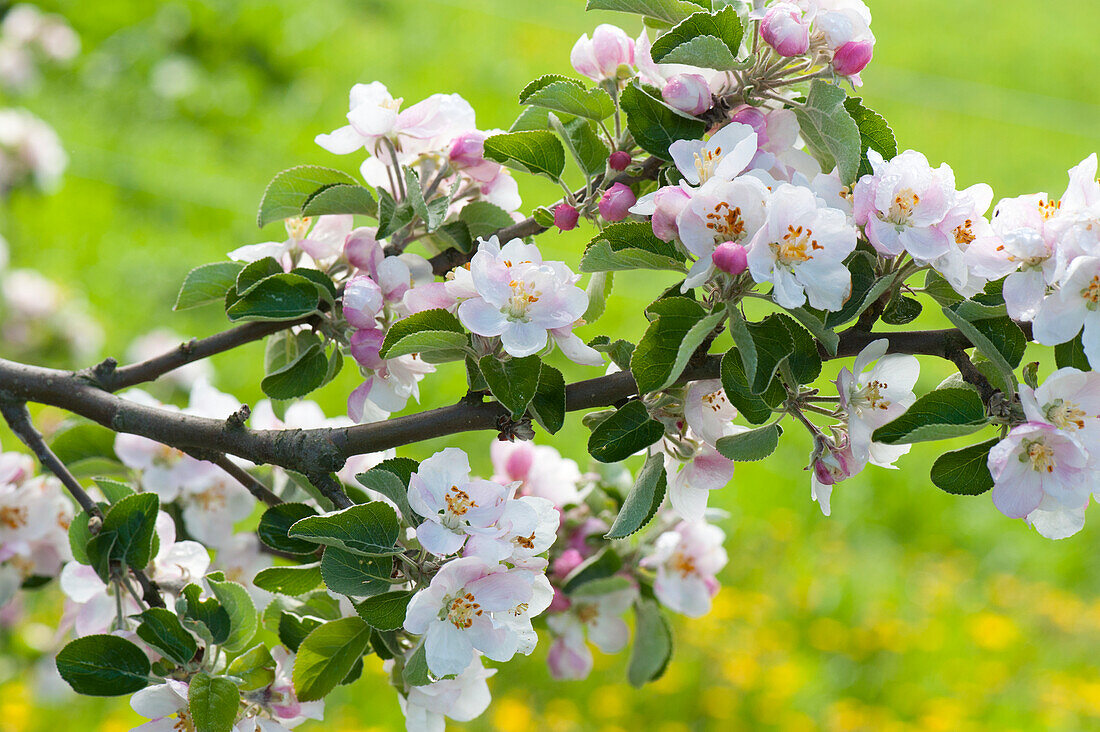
[1,0,1100,729]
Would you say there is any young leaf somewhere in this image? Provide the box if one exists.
[459,201,515,239]
[379,308,467,360]
[530,363,567,434]
[943,303,1024,395]
[258,503,320,556]
[727,309,795,394]
[320,548,394,598]
[519,74,584,103]
[1055,332,1091,370]
[650,7,744,68]
[584,0,705,25]
[588,401,664,463]
[226,644,276,691]
[207,578,258,653]
[627,599,673,688]
[100,492,159,571]
[182,584,231,645]
[402,642,431,687]
[300,183,378,218]
[716,424,782,462]
[605,452,667,539]
[872,387,989,445]
[56,635,151,696]
[289,502,402,556]
[620,83,706,160]
[257,165,359,228]
[658,34,738,69]
[930,439,999,496]
[135,607,198,666]
[175,262,245,310]
[631,297,707,394]
[479,355,542,418]
[225,273,320,322]
[777,314,821,385]
[354,590,414,631]
[794,80,861,185]
[882,294,923,325]
[719,348,778,425]
[844,96,898,179]
[524,81,614,121]
[188,673,240,732]
[253,564,324,597]
[483,130,566,180]
[261,338,328,400]
[293,617,372,702]
[562,547,623,593]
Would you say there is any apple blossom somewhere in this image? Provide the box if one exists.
[570,24,633,83]
[553,202,580,231]
[397,655,496,732]
[836,339,919,469]
[853,150,955,260]
[641,520,727,617]
[490,440,583,508]
[129,679,193,732]
[1030,255,1100,365]
[546,586,636,680]
[988,423,1094,520]
[464,495,559,564]
[760,3,811,57]
[677,175,770,289]
[342,274,384,329]
[1019,368,1100,452]
[669,122,758,187]
[608,150,631,171]
[832,39,873,76]
[403,556,538,676]
[683,380,740,448]
[598,182,636,222]
[228,215,352,266]
[409,448,509,557]
[629,183,691,241]
[661,73,712,115]
[809,436,858,517]
[666,441,737,523]
[747,182,857,310]
[712,241,749,275]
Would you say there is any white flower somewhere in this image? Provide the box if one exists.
[463,495,559,564]
[641,521,726,617]
[398,655,496,732]
[490,440,582,508]
[683,380,739,448]
[456,237,597,362]
[1020,367,1100,454]
[130,679,192,732]
[228,215,352,267]
[836,339,919,469]
[677,175,770,289]
[930,183,1000,298]
[668,123,758,187]
[988,423,1094,521]
[403,557,537,676]
[546,587,636,680]
[747,182,857,310]
[408,448,509,557]
[1031,255,1100,366]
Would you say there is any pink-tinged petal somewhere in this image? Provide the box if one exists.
[500,321,549,357]
[59,562,106,603]
[416,519,468,557]
[458,298,507,337]
[404,587,443,635]
[404,282,456,314]
[424,620,475,677]
[465,616,519,662]
[669,476,709,523]
[315,125,365,155]
[466,571,532,612]
[547,635,593,680]
[550,327,604,366]
[1003,270,1046,321]
[588,615,629,653]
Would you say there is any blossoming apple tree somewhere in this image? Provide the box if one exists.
[1,0,1099,730]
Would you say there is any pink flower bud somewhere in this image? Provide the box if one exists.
[547,588,571,614]
[349,327,385,370]
[661,73,712,116]
[342,275,383,329]
[608,150,631,171]
[553,549,586,578]
[553,203,580,231]
[571,24,634,82]
[712,241,748,275]
[760,3,810,57]
[598,182,636,222]
[729,105,770,147]
[448,130,487,168]
[832,39,874,76]
[650,185,691,241]
[813,443,855,486]
[343,227,383,273]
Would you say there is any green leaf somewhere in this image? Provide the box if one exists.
[720,348,778,425]
[376,188,415,239]
[101,492,159,571]
[590,336,636,371]
[882,294,923,325]
[620,83,706,159]
[403,642,432,687]
[290,502,401,556]
[777,314,821,385]
[605,452,667,539]
[354,590,413,631]
[207,578,258,653]
[519,74,584,103]
[403,168,444,232]
[293,617,372,702]
[182,584,230,645]
[923,269,965,308]
[530,363,567,435]
[479,355,542,418]
[261,338,327,400]
[93,477,134,504]
[379,308,467,359]
[930,439,999,496]
[253,564,324,596]
[563,547,623,593]
[585,0,707,25]
[727,309,794,394]
[258,165,359,228]
[588,401,664,463]
[226,644,276,691]
[580,238,687,273]
[356,462,417,523]
[319,547,395,598]
[794,80,861,185]
[56,635,151,696]
[483,130,566,180]
[943,303,1024,395]
[1055,332,1091,370]
[524,81,614,121]
[650,7,744,68]
[631,297,707,394]
[301,183,378,218]
[258,503,320,556]
[628,599,673,688]
[277,613,321,653]
[49,420,117,466]
[188,673,240,732]
[550,114,611,180]
[235,257,284,296]
[175,262,246,310]
[226,273,320,322]
[872,387,989,445]
[135,608,198,666]
[843,96,897,179]
[459,200,515,240]
[584,271,614,324]
[716,424,781,461]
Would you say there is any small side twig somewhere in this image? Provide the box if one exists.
[211,454,282,507]
[946,348,997,403]
[311,472,354,510]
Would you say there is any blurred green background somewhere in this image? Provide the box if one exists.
[2,0,1100,730]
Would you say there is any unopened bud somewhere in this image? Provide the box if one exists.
[760,3,810,58]
[598,182,636,222]
[608,150,631,171]
[832,39,874,76]
[661,73,712,116]
[553,203,580,231]
[712,241,748,275]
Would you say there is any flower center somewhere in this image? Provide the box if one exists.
[513,532,536,550]
[505,279,541,321]
[776,224,822,264]
[576,603,599,623]
[154,443,185,468]
[1082,275,1100,310]
[444,485,478,524]
[193,486,227,512]
[954,219,976,246]
[693,145,723,184]
[705,202,745,240]
[0,504,28,529]
[284,216,312,241]
[888,189,920,224]
[702,390,727,413]
[672,551,697,577]
[1044,398,1087,431]
[1022,439,1056,473]
[1038,198,1061,221]
[444,592,483,629]
[855,380,890,411]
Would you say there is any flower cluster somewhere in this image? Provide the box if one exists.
[987,368,1100,539]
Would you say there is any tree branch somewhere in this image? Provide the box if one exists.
[210,454,282,507]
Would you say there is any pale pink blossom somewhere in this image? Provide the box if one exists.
[641,521,727,617]
[398,655,496,731]
[629,184,691,241]
[228,215,352,266]
[668,122,758,187]
[988,423,1094,520]
[761,3,811,57]
[570,24,634,82]
[661,73,711,115]
[836,339,919,469]
[546,587,636,680]
[490,440,583,508]
[409,448,509,557]
[1030,255,1100,365]
[677,175,770,289]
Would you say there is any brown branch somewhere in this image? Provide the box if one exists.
[0,399,166,608]
[210,454,282,507]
